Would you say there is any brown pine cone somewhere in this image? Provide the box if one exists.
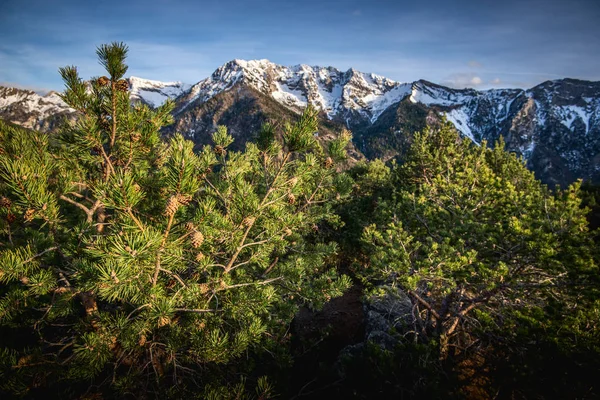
[176,193,192,206]
[157,316,171,328]
[0,197,11,208]
[324,157,334,169]
[198,283,210,294]
[242,216,256,226]
[214,145,226,156]
[190,230,204,248]
[24,208,36,222]
[287,193,296,205]
[164,195,180,216]
[6,212,16,223]
[97,76,110,86]
[115,79,129,92]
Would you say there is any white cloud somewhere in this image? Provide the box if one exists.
[442,72,485,89]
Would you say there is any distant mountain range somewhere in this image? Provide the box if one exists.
[1,59,599,187]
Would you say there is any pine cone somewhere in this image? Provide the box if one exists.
[284,228,293,237]
[185,222,196,232]
[138,335,147,347]
[242,216,255,227]
[287,193,296,205]
[195,252,205,262]
[164,195,180,216]
[157,316,171,328]
[6,212,16,223]
[24,208,36,222]
[288,177,298,187]
[198,283,210,294]
[214,145,226,156]
[324,157,334,169]
[115,79,129,92]
[131,132,141,142]
[0,197,11,208]
[190,230,204,248]
[97,76,110,86]
[176,193,192,206]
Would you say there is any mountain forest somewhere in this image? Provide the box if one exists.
[0,43,599,400]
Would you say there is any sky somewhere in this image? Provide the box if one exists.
[1,0,599,93]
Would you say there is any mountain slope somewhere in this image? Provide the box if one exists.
[128,77,191,108]
[400,79,600,186]
[167,82,362,162]
[0,87,75,131]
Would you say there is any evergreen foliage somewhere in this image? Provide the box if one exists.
[350,121,599,397]
[1,43,599,399]
[0,43,352,397]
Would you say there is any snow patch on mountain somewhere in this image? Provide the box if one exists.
[445,108,478,145]
[128,76,191,108]
[556,105,591,133]
[0,87,70,114]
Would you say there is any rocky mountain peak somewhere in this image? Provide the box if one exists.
[128,76,191,108]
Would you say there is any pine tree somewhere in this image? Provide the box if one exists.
[0,42,353,396]
[359,121,598,361]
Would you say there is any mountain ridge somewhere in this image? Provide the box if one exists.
[1,59,599,186]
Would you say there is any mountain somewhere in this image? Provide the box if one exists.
[128,77,191,108]
[1,61,599,186]
[0,77,189,131]
[174,59,411,127]
[0,87,75,131]
[385,79,600,187]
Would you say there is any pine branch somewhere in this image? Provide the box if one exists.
[408,290,441,320]
[158,267,186,288]
[217,276,283,292]
[152,212,175,286]
[23,246,59,264]
[110,81,117,148]
[174,308,221,313]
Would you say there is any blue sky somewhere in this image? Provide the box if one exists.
[1,0,599,92]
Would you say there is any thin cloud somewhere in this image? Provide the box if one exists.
[0,81,52,95]
[442,72,485,89]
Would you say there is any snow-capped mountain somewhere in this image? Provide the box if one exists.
[128,77,191,108]
[401,79,600,186]
[176,59,411,125]
[0,86,74,131]
[1,60,599,186]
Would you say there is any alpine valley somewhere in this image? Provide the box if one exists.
[2,59,599,187]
